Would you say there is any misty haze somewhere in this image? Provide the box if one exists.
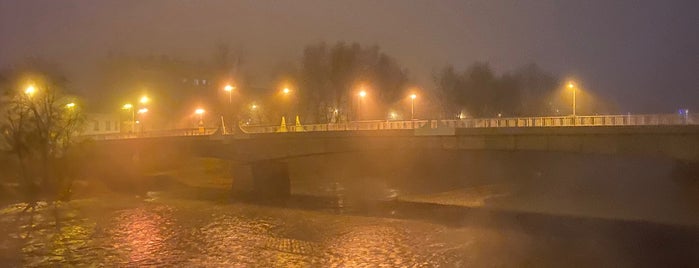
[1,1,698,267]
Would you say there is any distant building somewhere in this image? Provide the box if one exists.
[82,113,120,135]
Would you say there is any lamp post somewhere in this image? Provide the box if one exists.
[224,85,235,104]
[121,95,150,134]
[195,108,205,134]
[568,82,576,117]
[250,103,258,124]
[281,87,292,123]
[223,85,236,134]
[195,108,205,122]
[358,90,366,121]
[122,103,134,133]
[137,108,148,134]
[410,94,417,120]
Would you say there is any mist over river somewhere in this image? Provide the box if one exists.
[1,150,697,267]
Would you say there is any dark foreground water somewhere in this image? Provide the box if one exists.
[1,192,697,267]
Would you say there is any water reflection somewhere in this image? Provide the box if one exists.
[0,195,696,267]
[0,202,96,266]
[194,213,276,265]
[110,206,176,266]
[0,198,464,266]
[326,225,421,267]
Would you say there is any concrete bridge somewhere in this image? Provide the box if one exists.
[91,119,699,197]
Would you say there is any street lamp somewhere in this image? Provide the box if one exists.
[65,102,76,109]
[280,87,294,123]
[122,103,135,133]
[223,84,237,134]
[140,96,149,105]
[568,82,576,117]
[195,108,205,133]
[137,108,148,134]
[25,85,36,96]
[224,84,235,104]
[358,90,367,121]
[195,108,205,120]
[410,93,417,120]
[390,111,398,120]
[250,103,259,124]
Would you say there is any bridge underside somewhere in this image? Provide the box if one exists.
[230,160,291,197]
[90,125,699,197]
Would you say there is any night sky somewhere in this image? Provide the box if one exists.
[1,0,697,113]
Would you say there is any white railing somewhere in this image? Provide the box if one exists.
[83,114,697,138]
[83,128,218,140]
[240,120,429,133]
[240,113,698,134]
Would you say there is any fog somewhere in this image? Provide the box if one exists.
[1,1,698,266]
[286,150,698,225]
[1,0,698,112]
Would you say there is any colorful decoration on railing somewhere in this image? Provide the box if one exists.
[295,116,304,132]
[278,117,288,133]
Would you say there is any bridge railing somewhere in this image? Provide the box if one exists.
[440,113,698,128]
[83,128,218,140]
[241,120,431,134]
[240,113,698,134]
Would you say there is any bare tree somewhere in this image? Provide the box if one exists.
[0,75,85,210]
[432,62,566,118]
[296,42,410,123]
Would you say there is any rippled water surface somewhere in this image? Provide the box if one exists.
[0,198,476,267]
[0,193,696,267]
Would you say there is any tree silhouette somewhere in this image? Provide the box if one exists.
[0,66,85,208]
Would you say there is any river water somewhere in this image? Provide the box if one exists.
[1,191,697,267]
[0,196,520,267]
[1,151,698,267]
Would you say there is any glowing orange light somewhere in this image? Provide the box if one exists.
[24,85,36,96]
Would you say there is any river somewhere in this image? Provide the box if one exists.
[1,191,697,267]
[1,151,698,267]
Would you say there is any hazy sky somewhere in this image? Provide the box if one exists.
[1,0,697,113]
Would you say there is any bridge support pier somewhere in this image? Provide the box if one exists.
[673,161,699,184]
[230,160,290,198]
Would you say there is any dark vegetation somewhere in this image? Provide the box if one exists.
[0,59,86,211]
